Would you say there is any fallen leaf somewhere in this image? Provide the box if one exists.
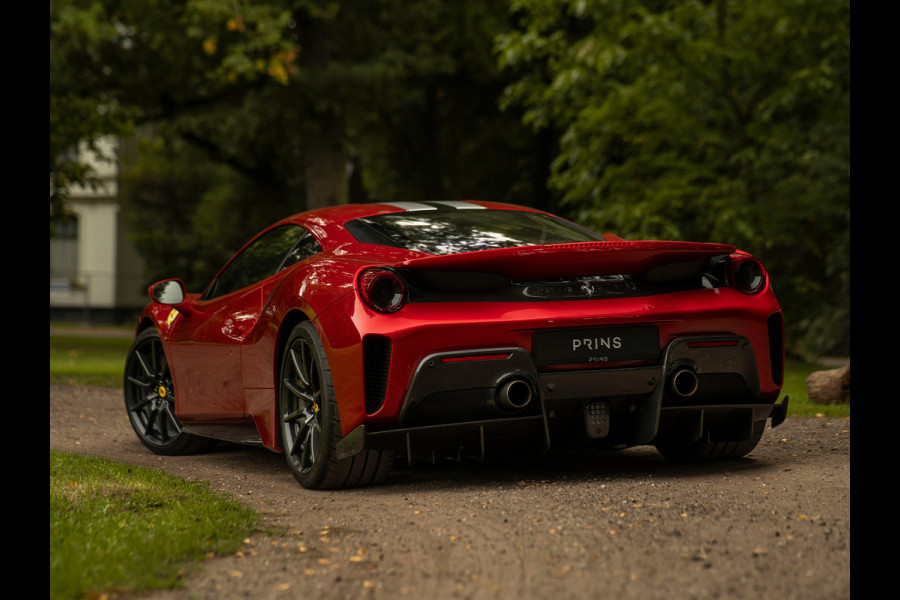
[551,565,573,578]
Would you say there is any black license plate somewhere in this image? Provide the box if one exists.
[533,326,659,365]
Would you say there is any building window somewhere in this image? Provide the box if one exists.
[50,215,79,290]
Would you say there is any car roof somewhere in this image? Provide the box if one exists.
[286,200,541,224]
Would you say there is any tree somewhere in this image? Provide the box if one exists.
[496,0,850,355]
[51,0,548,290]
[50,0,137,219]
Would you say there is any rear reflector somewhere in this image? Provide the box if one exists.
[686,340,739,349]
[439,353,512,363]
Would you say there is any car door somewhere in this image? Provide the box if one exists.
[166,224,321,422]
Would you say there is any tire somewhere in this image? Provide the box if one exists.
[279,322,393,489]
[654,420,765,464]
[124,328,214,455]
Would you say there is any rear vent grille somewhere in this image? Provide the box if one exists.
[767,312,785,386]
[363,335,392,414]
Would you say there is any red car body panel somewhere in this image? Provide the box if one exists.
[133,201,786,466]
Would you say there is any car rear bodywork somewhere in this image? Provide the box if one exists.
[315,232,786,465]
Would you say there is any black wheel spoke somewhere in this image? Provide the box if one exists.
[290,346,311,389]
[150,341,160,373]
[301,424,317,466]
[128,391,153,411]
[143,405,160,437]
[126,375,153,389]
[155,406,170,442]
[284,378,316,404]
[134,351,154,380]
[283,406,306,424]
[307,419,321,462]
[162,403,182,435]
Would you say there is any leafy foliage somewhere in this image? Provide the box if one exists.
[50,0,849,355]
[118,133,299,291]
[496,0,849,355]
[49,1,136,217]
[51,0,547,289]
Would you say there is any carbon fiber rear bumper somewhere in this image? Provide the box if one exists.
[336,336,788,463]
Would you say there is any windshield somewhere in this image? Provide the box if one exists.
[345,209,601,255]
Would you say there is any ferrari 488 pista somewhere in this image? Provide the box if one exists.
[124,201,788,489]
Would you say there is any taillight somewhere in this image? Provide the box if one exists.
[727,253,767,294]
[358,268,408,313]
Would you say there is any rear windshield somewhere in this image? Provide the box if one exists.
[345,209,602,255]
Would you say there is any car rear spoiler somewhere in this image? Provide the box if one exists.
[397,241,736,279]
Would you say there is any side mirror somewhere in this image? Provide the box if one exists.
[148,279,199,318]
[149,279,186,305]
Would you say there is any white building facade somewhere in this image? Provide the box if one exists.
[50,137,148,323]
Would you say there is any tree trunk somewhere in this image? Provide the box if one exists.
[301,12,348,210]
[304,130,348,210]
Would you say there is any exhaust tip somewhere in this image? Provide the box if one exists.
[497,378,533,410]
[668,367,699,399]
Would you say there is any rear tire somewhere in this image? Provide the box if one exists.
[655,421,765,464]
[279,322,393,489]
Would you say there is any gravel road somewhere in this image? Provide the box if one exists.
[50,385,850,600]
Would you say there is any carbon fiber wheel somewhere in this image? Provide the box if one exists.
[279,322,393,489]
[124,328,213,455]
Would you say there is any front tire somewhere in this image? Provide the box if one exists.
[124,328,214,455]
[279,322,393,489]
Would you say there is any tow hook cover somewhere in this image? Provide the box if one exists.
[585,402,610,439]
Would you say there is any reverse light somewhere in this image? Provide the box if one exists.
[727,254,767,294]
[358,268,408,313]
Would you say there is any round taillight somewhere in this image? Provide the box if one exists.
[358,268,408,313]
[727,254,767,294]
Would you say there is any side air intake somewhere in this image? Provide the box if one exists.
[363,335,392,414]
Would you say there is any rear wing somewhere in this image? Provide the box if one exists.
[398,241,736,279]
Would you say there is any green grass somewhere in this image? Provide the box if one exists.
[50,452,258,600]
[49,333,133,387]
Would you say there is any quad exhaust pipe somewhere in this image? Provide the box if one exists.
[497,378,533,410]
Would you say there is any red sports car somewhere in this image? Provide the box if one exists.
[124,201,788,489]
